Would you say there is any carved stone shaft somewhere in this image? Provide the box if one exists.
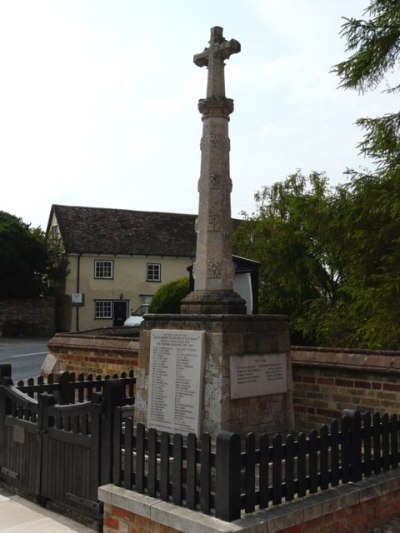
[195,98,234,292]
[181,27,246,314]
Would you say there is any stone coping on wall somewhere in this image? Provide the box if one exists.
[48,333,139,354]
[143,313,288,324]
[292,346,400,374]
[99,468,400,533]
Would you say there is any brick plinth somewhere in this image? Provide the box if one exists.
[103,503,181,533]
[99,469,400,532]
[44,332,139,377]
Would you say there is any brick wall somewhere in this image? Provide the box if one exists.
[45,334,400,432]
[46,332,139,376]
[103,504,181,533]
[0,298,55,337]
[102,491,400,533]
[282,487,400,532]
[99,470,400,532]
[292,346,400,430]
[102,497,400,533]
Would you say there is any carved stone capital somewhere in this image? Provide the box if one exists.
[198,96,234,116]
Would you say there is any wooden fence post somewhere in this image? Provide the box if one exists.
[352,411,362,482]
[342,409,362,483]
[57,372,73,404]
[0,363,12,386]
[100,379,124,485]
[89,392,103,499]
[37,393,56,499]
[215,431,241,521]
[112,406,123,486]
[341,413,352,483]
[0,364,12,460]
[38,393,56,433]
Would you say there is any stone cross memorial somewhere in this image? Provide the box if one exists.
[181,27,246,314]
[135,27,294,439]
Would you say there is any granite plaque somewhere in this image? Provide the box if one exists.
[230,353,287,399]
[147,329,205,436]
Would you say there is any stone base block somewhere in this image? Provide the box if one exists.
[181,290,246,315]
[135,313,294,439]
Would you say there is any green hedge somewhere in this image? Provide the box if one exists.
[148,277,190,314]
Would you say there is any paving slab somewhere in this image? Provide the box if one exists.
[0,487,95,532]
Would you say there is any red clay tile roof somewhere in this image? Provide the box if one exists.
[50,205,198,257]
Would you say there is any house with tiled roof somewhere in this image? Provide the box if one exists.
[47,205,197,332]
[47,204,259,332]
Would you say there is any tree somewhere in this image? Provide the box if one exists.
[334,0,400,174]
[233,172,345,345]
[233,168,400,348]
[0,211,48,298]
[335,2,400,91]
[0,211,67,298]
[148,277,190,314]
[233,1,400,349]
[331,0,400,348]
[44,233,69,293]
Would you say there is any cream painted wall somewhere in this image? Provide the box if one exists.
[65,254,193,331]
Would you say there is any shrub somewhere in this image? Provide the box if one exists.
[148,277,190,314]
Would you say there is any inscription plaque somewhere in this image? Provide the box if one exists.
[230,353,287,399]
[147,329,205,436]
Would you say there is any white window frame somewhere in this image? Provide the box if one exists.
[94,260,114,279]
[95,300,113,319]
[146,263,161,282]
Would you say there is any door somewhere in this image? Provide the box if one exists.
[113,300,128,326]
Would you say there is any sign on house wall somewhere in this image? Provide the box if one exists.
[71,293,85,306]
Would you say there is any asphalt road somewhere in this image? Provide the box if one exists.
[0,337,50,382]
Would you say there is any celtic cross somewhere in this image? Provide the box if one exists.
[194,27,240,98]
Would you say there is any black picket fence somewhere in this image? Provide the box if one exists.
[0,364,136,530]
[112,409,400,521]
[14,369,135,404]
[2,361,400,525]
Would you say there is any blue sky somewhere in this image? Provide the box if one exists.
[1,0,398,229]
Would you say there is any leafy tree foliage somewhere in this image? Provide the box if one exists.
[234,1,400,349]
[148,277,190,314]
[334,0,400,175]
[332,0,400,348]
[0,211,67,298]
[233,169,400,348]
[334,0,400,94]
[233,172,346,346]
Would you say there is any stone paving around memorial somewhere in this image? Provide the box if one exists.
[2,480,400,532]
[0,485,95,532]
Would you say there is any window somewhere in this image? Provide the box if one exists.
[95,300,112,319]
[142,295,153,306]
[94,260,113,279]
[146,263,161,282]
[139,295,153,314]
[51,225,59,239]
